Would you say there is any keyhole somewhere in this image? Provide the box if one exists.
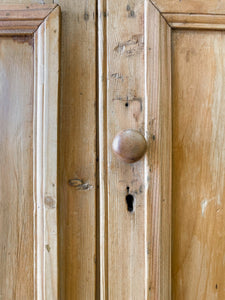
[126,188,134,212]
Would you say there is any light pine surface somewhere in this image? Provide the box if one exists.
[0,37,34,300]
[55,0,97,299]
[3,0,225,299]
[102,1,146,299]
[172,30,225,300]
[0,0,97,299]
[145,2,172,299]
[33,7,60,299]
[152,0,225,14]
[98,1,171,299]
[0,4,59,300]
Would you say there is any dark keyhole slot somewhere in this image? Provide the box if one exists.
[126,194,134,212]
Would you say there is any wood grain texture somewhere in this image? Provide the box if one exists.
[166,23,225,30]
[172,30,225,300]
[0,4,57,35]
[163,13,225,30]
[55,0,97,298]
[0,36,34,300]
[33,6,60,299]
[98,0,107,298]
[0,0,53,4]
[0,5,60,299]
[0,4,56,19]
[151,0,225,14]
[146,1,172,299]
[99,0,147,298]
[98,0,172,299]
[163,14,225,25]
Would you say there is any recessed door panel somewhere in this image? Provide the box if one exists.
[172,30,225,299]
[0,37,34,299]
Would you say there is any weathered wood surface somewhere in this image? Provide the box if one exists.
[33,6,60,299]
[0,4,59,300]
[152,0,225,14]
[0,0,97,299]
[98,1,171,299]
[55,0,97,298]
[172,29,225,300]
[3,0,225,299]
[0,36,34,300]
[99,0,147,298]
[146,2,172,299]
[0,4,57,35]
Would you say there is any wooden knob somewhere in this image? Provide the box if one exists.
[112,129,147,163]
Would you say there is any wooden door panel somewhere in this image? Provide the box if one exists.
[0,5,60,299]
[0,36,34,299]
[172,30,225,300]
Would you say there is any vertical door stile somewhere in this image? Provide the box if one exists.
[97,0,172,298]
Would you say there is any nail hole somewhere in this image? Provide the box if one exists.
[125,102,129,107]
[126,194,134,212]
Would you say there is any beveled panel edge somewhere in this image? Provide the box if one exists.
[163,13,225,30]
[0,4,58,35]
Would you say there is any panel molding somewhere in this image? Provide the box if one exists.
[34,6,60,300]
[0,4,57,35]
[163,13,225,29]
[150,0,225,15]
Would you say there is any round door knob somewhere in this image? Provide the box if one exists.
[112,129,147,163]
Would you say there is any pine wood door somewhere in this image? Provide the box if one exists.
[98,0,225,299]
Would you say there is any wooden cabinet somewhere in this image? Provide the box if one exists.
[1,0,225,299]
